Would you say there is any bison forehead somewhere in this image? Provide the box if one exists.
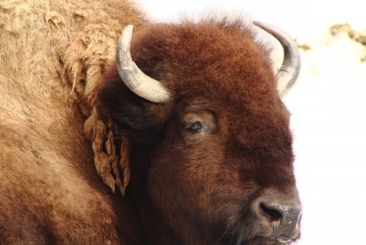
[129,20,276,95]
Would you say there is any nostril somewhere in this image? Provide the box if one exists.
[260,203,282,223]
[256,190,302,241]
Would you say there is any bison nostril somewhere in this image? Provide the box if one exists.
[259,201,302,241]
[260,203,282,223]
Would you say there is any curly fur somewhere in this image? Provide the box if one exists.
[0,0,144,243]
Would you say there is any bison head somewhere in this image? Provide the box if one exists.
[100,19,302,245]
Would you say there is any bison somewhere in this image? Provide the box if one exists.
[0,0,302,244]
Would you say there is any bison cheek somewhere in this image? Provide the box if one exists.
[147,138,274,244]
[147,145,227,238]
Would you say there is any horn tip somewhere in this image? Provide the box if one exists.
[122,25,134,36]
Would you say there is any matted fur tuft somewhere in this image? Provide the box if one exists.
[62,23,132,193]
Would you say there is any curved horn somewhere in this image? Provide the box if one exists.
[254,21,301,97]
[116,25,170,103]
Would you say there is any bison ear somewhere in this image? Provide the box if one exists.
[99,73,169,144]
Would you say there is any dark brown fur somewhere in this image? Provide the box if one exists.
[99,21,300,245]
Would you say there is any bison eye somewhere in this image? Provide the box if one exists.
[182,111,216,137]
[185,121,204,133]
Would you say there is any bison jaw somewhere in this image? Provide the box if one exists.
[116,25,170,103]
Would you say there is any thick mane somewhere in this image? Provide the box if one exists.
[1,0,145,192]
[0,0,145,243]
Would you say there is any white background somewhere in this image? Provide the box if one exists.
[136,1,366,244]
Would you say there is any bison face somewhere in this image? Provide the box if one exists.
[147,99,302,245]
[100,20,301,245]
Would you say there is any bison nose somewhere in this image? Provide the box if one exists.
[259,202,302,243]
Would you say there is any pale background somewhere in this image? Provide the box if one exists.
[136,1,366,244]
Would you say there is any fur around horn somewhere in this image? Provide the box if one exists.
[254,21,301,97]
[116,25,170,103]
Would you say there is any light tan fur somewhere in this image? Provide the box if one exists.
[0,0,144,243]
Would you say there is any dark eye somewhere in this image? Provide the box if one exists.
[186,121,203,133]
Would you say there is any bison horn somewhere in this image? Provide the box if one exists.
[254,21,301,97]
[116,25,170,103]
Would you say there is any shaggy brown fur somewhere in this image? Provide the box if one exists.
[99,21,301,245]
[0,0,300,244]
[0,0,145,244]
